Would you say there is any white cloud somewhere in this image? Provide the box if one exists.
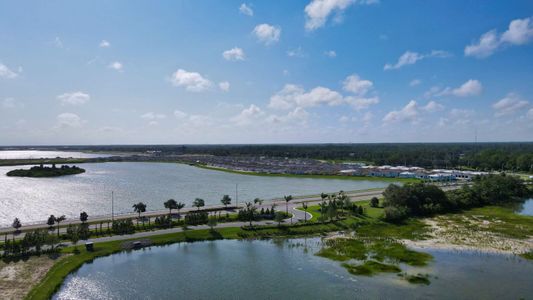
[384,50,450,70]
[269,84,344,109]
[99,40,111,48]
[169,69,212,92]
[173,110,188,119]
[464,30,500,58]
[0,63,19,79]
[56,113,84,128]
[253,24,281,45]
[304,0,378,31]
[409,79,421,87]
[239,3,253,16]
[383,100,420,124]
[223,47,245,61]
[422,100,444,112]
[447,108,475,125]
[287,46,305,58]
[2,98,24,109]
[219,81,230,92]
[492,93,529,117]
[527,108,533,119]
[427,79,483,98]
[108,61,123,72]
[231,104,264,125]
[57,91,90,105]
[346,97,379,110]
[324,50,337,57]
[141,112,166,120]
[342,74,373,95]
[465,17,533,58]
[501,17,533,45]
[54,37,63,48]
[450,79,483,97]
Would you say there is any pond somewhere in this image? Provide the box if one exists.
[0,162,392,226]
[516,198,533,216]
[54,239,533,300]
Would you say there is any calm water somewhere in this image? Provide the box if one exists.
[54,239,533,300]
[0,162,390,226]
[516,198,533,216]
[0,150,112,159]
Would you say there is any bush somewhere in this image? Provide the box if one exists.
[384,206,409,223]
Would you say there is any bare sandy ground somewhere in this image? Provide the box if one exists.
[402,218,533,255]
[0,255,62,300]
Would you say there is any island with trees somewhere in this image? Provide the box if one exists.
[6,164,85,177]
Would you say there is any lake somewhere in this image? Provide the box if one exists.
[54,238,533,300]
[0,162,391,226]
[0,150,112,159]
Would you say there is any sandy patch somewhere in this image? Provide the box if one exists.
[402,217,533,255]
[0,255,62,300]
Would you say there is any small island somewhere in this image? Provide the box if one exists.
[6,164,85,177]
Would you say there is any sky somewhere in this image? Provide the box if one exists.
[1,0,533,145]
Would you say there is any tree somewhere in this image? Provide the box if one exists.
[47,215,56,230]
[244,202,257,227]
[80,211,88,223]
[221,195,232,208]
[302,202,308,222]
[164,199,178,227]
[274,211,285,227]
[284,195,293,224]
[12,218,21,233]
[132,202,147,226]
[193,198,205,210]
[370,197,379,208]
[54,215,66,238]
[176,202,185,221]
[254,198,263,206]
[208,218,217,232]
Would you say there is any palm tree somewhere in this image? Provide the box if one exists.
[47,215,55,230]
[193,198,205,210]
[132,202,147,226]
[318,202,328,223]
[164,199,178,227]
[54,215,66,238]
[12,218,21,233]
[80,211,88,224]
[176,202,185,221]
[254,198,263,206]
[220,195,231,208]
[244,202,257,227]
[284,195,293,224]
[302,202,308,222]
[320,193,328,201]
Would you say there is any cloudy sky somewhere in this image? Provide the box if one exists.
[1,0,532,145]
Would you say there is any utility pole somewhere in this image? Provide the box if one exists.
[235,183,239,209]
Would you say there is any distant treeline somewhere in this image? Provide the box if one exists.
[3,143,533,172]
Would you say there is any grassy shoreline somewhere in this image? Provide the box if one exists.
[23,200,533,299]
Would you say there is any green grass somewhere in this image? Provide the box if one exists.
[342,260,401,276]
[440,205,533,239]
[400,273,431,285]
[195,164,419,183]
[520,251,533,260]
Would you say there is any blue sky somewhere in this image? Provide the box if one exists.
[0,0,532,145]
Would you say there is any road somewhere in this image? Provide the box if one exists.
[1,184,463,240]
[1,188,384,240]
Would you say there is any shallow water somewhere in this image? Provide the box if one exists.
[516,198,533,216]
[54,239,533,300]
[0,162,391,226]
[0,150,111,159]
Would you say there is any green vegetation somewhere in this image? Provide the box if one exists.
[6,164,85,177]
[399,273,431,285]
[382,174,530,222]
[342,260,401,276]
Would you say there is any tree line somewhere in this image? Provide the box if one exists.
[382,173,531,222]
